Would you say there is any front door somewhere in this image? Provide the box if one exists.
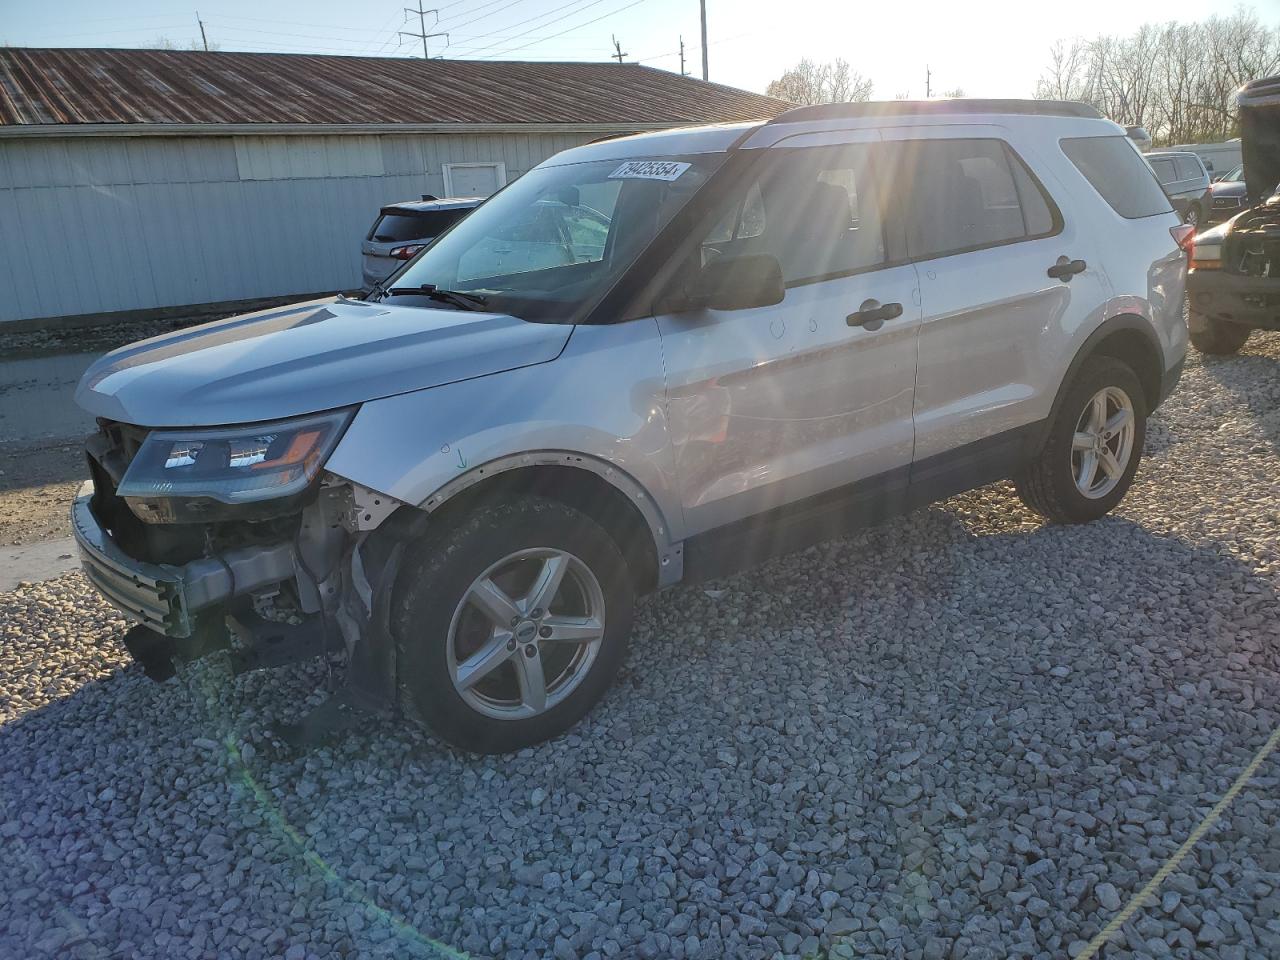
[655,139,922,537]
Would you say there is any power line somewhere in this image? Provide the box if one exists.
[437,0,528,30]
[400,3,449,58]
[476,0,646,59]
[459,0,626,59]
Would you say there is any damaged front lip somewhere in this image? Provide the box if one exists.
[71,481,297,637]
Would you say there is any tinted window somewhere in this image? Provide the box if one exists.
[368,209,466,242]
[1173,156,1202,181]
[698,144,885,284]
[1149,158,1177,184]
[1061,136,1174,219]
[894,139,1056,260]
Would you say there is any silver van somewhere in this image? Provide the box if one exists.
[73,99,1190,753]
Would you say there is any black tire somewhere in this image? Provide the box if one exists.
[1188,309,1251,355]
[1014,356,1147,524]
[1184,203,1201,228]
[393,495,634,754]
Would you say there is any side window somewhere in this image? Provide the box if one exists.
[1060,136,1173,219]
[896,139,1057,260]
[1173,156,1201,181]
[1149,158,1176,184]
[698,144,886,284]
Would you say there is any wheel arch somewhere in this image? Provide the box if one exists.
[417,452,682,594]
[1050,314,1165,430]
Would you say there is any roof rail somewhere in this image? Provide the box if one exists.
[767,98,1104,125]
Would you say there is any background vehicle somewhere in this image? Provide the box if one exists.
[73,100,1189,753]
[1146,150,1211,225]
[361,196,481,290]
[1205,164,1248,224]
[1186,75,1280,354]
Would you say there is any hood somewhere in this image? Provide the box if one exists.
[1210,179,1247,198]
[76,297,573,427]
[1239,75,1280,202]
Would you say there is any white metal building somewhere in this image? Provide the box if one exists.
[0,49,786,326]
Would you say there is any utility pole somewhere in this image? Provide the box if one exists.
[611,34,628,64]
[196,11,208,51]
[699,0,708,80]
[925,65,932,98]
[679,36,687,76]
[400,3,448,59]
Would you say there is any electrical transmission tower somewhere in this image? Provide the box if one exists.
[400,3,448,59]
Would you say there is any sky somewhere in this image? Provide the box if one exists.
[1,0,1275,98]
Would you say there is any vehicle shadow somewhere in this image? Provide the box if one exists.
[2,496,1277,958]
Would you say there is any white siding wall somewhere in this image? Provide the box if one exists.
[0,131,599,323]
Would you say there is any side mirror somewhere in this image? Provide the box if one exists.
[659,253,785,314]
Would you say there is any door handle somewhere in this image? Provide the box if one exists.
[846,299,903,331]
[1047,256,1087,281]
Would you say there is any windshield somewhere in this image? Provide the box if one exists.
[378,155,722,321]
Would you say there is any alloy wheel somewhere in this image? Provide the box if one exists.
[447,548,606,720]
[1071,386,1136,499]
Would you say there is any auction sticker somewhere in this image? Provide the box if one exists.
[609,160,691,181]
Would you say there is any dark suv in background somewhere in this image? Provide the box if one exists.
[1186,75,1280,354]
[1146,150,1212,226]
[361,196,482,291]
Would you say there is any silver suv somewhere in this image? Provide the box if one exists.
[73,99,1190,753]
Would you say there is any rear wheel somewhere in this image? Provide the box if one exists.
[1188,309,1251,355]
[1184,203,1201,228]
[393,496,633,754]
[1014,356,1147,523]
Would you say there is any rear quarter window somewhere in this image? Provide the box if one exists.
[1061,136,1174,219]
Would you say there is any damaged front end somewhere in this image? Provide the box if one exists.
[74,415,417,739]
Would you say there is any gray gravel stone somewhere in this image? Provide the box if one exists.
[3,335,1280,958]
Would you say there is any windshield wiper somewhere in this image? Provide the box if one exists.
[383,284,488,310]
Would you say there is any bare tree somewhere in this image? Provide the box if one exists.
[941,87,966,98]
[1035,10,1280,144]
[151,36,220,51]
[766,58,873,105]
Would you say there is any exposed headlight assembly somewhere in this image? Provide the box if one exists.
[118,409,354,523]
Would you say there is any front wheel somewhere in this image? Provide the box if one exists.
[1014,356,1147,523]
[393,496,634,754]
[1188,309,1251,355]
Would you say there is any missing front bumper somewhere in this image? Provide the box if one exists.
[71,482,298,638]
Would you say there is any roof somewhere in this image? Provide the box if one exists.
[0,48,789,133]
[383,197,485,213]
[769,98,1103,125]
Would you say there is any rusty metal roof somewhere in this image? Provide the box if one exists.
[0,48,788,130]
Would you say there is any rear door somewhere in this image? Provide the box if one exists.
[880,129,1110,473]
[656,134,923,536]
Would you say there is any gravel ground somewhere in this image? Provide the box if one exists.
[0,442,83,546]
[2,336,1280,960]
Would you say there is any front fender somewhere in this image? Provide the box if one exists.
[324,318,686,545]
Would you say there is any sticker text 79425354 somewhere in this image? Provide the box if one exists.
[609,160,692,182]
